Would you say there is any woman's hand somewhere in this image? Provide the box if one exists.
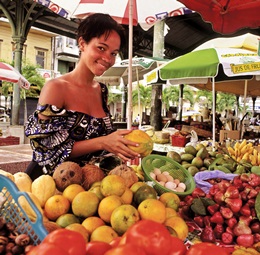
[104,130,140,162]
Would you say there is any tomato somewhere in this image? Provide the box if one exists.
[42,228,86,255]
[27,243,68,255]
[125,219,172,255]
[110,236,123,248]
[168,236,187,255]
[86,241,112,255]
[104,243,147,255]
[186,242,230,255]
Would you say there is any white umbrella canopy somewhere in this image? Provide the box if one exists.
[35,0,187,31]
[0,62,30,89]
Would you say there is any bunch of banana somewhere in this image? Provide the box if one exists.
[227,139,260,166]
[130,164,145,181]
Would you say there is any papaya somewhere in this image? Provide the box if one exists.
[124,130,154,158]
[13,172,32,192]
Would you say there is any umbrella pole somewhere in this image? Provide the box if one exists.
[136,67,142,128]
[127,0,133,130]
[212,78,216,150]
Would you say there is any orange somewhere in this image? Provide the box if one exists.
[81,216,105,235]
[65,223,89,243]
[130,181,147,193]
[120,187,133,204]
[164,216,189,241]
[98,195,123,223]
[100,175,126,197]
[110,204,140,235]
[62,184,85,203]
[137,198,166,224]
[165,207,178,219]
[72,191,100,218]
[44,194,70,221]
[90,225,118,243]
[159,192,180,211]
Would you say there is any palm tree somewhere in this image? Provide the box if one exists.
[216,92,237,115]
[162,85,194,113]
[132,84,152,115]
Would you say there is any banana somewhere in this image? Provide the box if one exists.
[227,146,235,156]
[240,144,249,155]
[242,152,249,161]
[239,139,247,150]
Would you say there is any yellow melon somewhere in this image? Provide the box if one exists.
[124,130,153,158]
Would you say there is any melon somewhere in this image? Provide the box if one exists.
[124,130,154,158]
[31,175,56,207]
[13,172,32,192]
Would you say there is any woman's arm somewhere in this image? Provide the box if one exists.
[70,129,140,162]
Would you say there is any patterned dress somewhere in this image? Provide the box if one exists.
[25,83,114,175]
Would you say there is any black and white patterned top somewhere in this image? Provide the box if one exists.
[25,83,114,174]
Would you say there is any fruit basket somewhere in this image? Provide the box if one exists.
[0,175,48,245]
[141,154,196,196]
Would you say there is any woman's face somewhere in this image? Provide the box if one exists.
[79,30,121,76]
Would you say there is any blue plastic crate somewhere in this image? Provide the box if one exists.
[0,175,48,245]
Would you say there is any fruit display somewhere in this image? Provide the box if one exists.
[0,136,260,255]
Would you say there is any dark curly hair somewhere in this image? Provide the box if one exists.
[76,13,126,51]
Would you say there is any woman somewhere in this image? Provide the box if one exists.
[25,13,140,180]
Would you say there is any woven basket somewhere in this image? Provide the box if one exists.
[141,155,195,196]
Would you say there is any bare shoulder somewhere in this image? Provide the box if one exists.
[39,76,68,107]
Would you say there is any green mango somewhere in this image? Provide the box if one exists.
[251,166,260,175]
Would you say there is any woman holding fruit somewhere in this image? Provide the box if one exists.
[25,13,140,180]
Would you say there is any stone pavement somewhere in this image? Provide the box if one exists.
[0,144,32,174]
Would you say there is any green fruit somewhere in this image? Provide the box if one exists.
[203,157,214,168]
[188,166,199,176]
[196,147,209,160]
[133,185,157,206]
[251,166,260,175]
[182,163,193,169]
[195,143,205,151]
[191,156,204,168]
[166,151,182,163]
[184,145,197,156]
[56,213,80,228]
[181,153,195,162]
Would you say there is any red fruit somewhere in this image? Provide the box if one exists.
[224,198,242,213]
[254,233,260,243]
[217,180,230,192]
[194,216,205,228]
[221,232,233,244]
[225,226,234,235]
[220,206,233,219]
[247,198,256,207]
[224,186,240,199]
[183,195,194,206]
[226,217,237,229]
[251,221,260,233]
[233,221,252,236]
[236,234,254,247]
[232,176,243,190]
[209,185,220,196]
[200,225,216,243]
[248,173,260,187]
[214,191,225,205]
[203,216,211,226]
[207,204,220,215]
[240,204,251,217]
[213,224,224,239]
[210,211,224,224]
[192,187,206,198]
[240,173,250,182]
[239,215,253,226]
[247,188,258,199]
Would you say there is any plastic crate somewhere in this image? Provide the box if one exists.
[0,175,48,245]
[141,154,196,196]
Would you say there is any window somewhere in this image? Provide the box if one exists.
[35,48,47,68]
